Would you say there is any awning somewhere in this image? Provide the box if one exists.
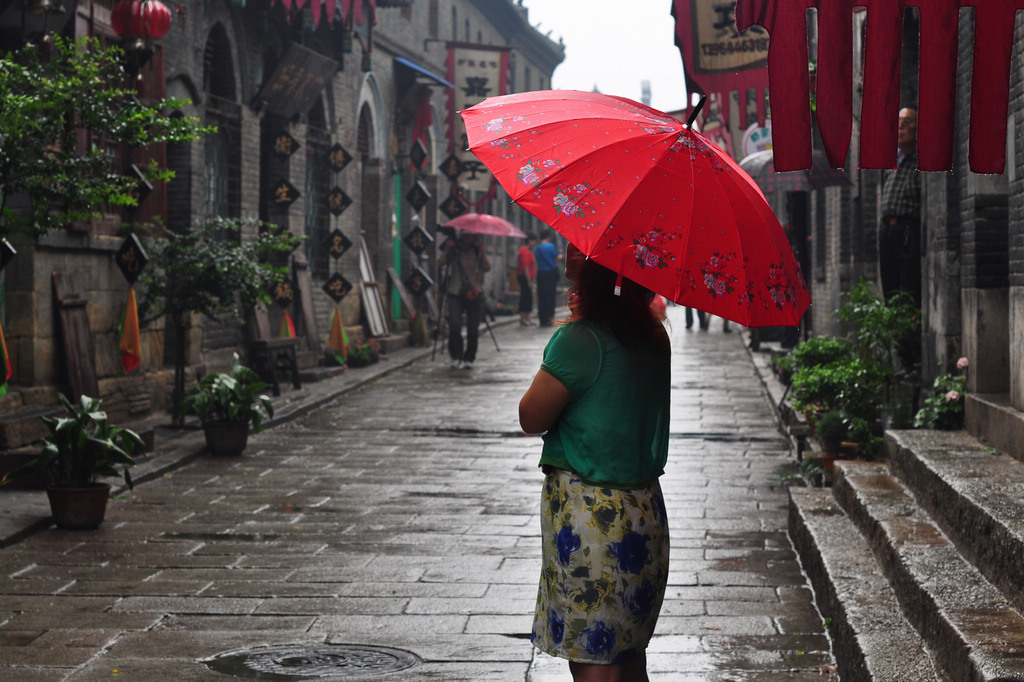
[395,56,453,89]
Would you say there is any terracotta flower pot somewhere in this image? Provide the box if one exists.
[203,421,250,456]
[46,483,111,530]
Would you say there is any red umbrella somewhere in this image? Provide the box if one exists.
[460,90,810,328]
[443,213,527,238]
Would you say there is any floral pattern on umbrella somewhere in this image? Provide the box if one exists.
[460,90,811,327]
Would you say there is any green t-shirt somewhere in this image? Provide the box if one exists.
[538,320,670,489]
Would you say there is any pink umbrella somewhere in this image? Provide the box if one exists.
[443,213,527,238]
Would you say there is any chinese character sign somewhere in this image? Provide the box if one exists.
[448,44,509,194]
[673,0,769,137]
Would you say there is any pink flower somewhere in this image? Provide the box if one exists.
[946,390,960,402]
[957,357,969,370]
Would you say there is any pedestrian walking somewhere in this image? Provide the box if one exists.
[442,231,491,369]
[534,230,561,327]
[519,243,671,682]
[517,231,538,326]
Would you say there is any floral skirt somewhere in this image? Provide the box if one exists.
[531,467,670,665]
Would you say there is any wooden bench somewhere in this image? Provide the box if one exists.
[248,310,301,397]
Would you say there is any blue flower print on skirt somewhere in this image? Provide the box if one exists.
[609,532,649,574]
[582,621,616,656]
[549,610,565,645]
[532,468,669,665]
[556,525,581,565]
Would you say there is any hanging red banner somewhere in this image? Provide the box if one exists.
[735,0,1018,173]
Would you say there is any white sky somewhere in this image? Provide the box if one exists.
[518,0,690,115]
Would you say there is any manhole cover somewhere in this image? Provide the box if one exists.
[204,643,418,680]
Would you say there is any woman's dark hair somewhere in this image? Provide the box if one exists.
[564,258,667,349]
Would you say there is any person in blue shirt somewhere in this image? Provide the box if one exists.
[534,230,561,326]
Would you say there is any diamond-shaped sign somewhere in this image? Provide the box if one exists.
[440,154,463,181]
[322,272,353,302]
[404,266,434,296]
[272,131,299,157]
[405,180,431,212]
[0,239,16,273]
[403,224,434,256]
[325,228,353,259]
[271,179,300,208]
[410,139,428,169]
[440,193,468,220]
[115,233,148,284]
[327,187,353,216]
[329,143,353,172]
[270,279,295,307]
[125,164,153,210]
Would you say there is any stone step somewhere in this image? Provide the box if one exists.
[885,429,1024,614]
[833,460,1024,682]
[788,487,943,681]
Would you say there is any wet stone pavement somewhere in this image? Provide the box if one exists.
[0,305,837,681]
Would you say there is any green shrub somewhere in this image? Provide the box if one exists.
[815,410,848,454]
[791,355,891,423]
[835,278,920,370]
[789,336,855,374]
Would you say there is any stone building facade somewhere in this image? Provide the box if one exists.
[0,0,562,431]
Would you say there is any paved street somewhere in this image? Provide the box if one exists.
[0,305,836,681]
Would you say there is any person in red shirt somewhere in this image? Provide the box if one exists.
[517,232,538,326]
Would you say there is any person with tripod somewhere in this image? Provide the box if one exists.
[442,231,491,369]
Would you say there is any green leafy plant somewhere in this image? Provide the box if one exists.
[178,353,274,431]
[815,410,848,455]
[1,395,143,489]
[138,217,302,421]
[344,338,381,368]
[0,37,208,239]
[835,278,920,371]
[773,351,795,385]
[914,357,968,430]
[789,335,855,374]
[790,355,891,423]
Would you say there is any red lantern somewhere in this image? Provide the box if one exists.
[111,0,173,46]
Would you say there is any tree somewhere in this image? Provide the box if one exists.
[0,36,207,239]
[137,217,303,424]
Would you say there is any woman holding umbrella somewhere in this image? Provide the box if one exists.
[519,244,671,681]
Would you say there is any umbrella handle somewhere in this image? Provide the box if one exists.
[686,95,707,129]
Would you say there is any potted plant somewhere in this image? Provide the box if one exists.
[344,338,381,368]
[1,394,144,529]
[179,353,274,455]
[814,410,848,472]
[914,357,969,430]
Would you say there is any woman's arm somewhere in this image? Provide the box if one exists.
[519,368,570,435]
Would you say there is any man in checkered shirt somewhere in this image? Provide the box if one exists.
[878,107,921,306]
